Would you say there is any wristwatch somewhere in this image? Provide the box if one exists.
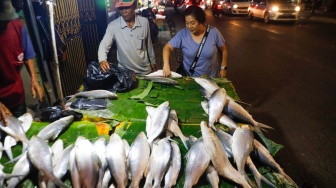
[221,66,228,70]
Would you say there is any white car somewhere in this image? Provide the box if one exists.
[248,0,300,23]
[222,0,250,15]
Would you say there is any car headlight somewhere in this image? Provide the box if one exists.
[295,6,300,11]
[233,4,238,8]
[271,6,279,11]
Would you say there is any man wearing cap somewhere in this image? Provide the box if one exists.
[0,0,44,118]
[98,0,156,75]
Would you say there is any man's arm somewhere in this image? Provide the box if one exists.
[0,101,12,126]
[98,24,115,72]
[25,59,44,101]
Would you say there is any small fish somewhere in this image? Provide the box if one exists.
[147,101,170,144]
[94,137,107,188]
[54,144,74,179]
[145,70,182,78]
[75,90,118,99]
[51,139,64,166]
[140,77,179,85]
[17,113,33,132]
[166,110,189,150]
[205,164,220,188]
[6,151,30,188]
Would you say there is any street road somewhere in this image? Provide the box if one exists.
[172,9,336,187]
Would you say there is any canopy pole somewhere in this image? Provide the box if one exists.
[46,0,64,107]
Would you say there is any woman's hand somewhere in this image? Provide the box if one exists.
[162,63,171,77]
[100,61,110,73]
[219,69,227,78]
[0,101,12,126]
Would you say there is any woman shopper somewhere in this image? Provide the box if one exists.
[162,5,228,78]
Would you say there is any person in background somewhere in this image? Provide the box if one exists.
[162,5,228,78]
[98,0,156,75]
[0,0,44,118]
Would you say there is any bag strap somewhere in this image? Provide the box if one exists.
[189,24,210,75]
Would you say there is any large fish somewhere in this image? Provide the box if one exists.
[140,77,179,85]
[128,132,150,188]
[147,101,170,144]
[144,137,171,188]
[216,130,275,188]
[72,136,100,188]
[164,141,181,188]
[183,138,210,188]
[208,88,227,130]
[37,115,74,141]
[200,121,251,188]
[232,124,255,187]
[27,136,68,188]
[201,101,238,131]
[106,133,128,188]
[0,114,29,151]
[75,90,118,99]
[223,99,272,133]
[145,70,182,78]
[253,139,298,187]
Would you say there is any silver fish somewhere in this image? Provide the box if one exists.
[37,115,74,141]
[6,151,30,188]
[166,110,188,150]
[101,168,112,188]
[3,136,17,161]
[208,88,227,130]
[18,113,33,132]
[140,77,179,85]
[144,137,171,188]
[205,164,220,188]
[73,136,100,188]
[145,70,182,78]
[0,114,29,151]
[51,139,64,166]
[147,101,170,144]
[200,121,251,188]
[27,136,68,188]
[216,130,275,188]
[164,141,181,188]
[253,139,298,187]
[201,101,238,131]
[145,106,156,139]
[53,144,74,179]
[128,132,150,188]
[106,133,128,188]
[223,99,272,133]
[69,146,80,188]
[232,124,255,187]
[94,137,107,188]
[75,90,118,99]
[183,138,210,188]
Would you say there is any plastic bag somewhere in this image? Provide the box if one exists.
[39,105,83,122]
[84,61,138,92]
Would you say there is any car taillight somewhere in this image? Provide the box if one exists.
[217,4,222,8]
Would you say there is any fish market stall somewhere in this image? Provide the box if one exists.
[0,77,297,188]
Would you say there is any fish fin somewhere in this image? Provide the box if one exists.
[235,100,252,107]
[259,174,277,188]
[181,137,189,150]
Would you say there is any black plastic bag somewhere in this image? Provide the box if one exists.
[84,61,138,92]
[39,105,83,122]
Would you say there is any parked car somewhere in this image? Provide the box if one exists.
[185,0,206,10]
[248,0,300,23]
[222,0,250,15]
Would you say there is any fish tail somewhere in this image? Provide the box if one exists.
[181,137,189,150]
[258,123,273,130]
[259,174,277,188]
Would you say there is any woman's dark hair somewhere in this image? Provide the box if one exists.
[183,5,206,24]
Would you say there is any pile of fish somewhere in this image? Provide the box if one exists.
[0,77,298,188]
